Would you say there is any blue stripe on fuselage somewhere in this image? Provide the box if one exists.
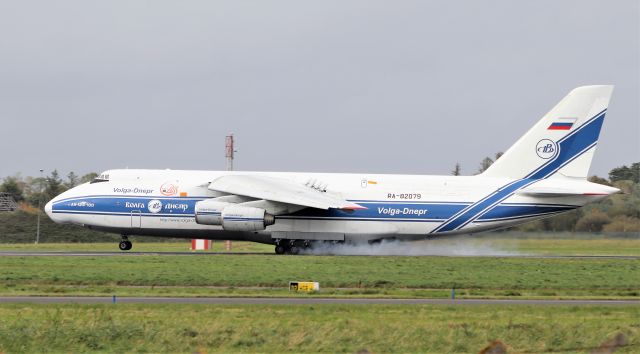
[287,202,466,221]
[480,204,575,220]
[52,196,576,223]
[53,196,197,215]
[431,179,536,232]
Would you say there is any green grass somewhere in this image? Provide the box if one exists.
[0,241,272,253]
[0,303,638,353]
[0,237,638,352]
[0,254,638,299]
[2,231,638,255]
[1,236,638,299]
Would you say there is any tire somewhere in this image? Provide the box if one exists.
[119,241,129,251]
[289,246,300,255]
[125,241,133,251]
[275,245,286,255]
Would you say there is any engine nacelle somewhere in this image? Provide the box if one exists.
[194,200,231,225]
[221,205,275,231]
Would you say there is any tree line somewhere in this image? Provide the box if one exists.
[0,171,97,207]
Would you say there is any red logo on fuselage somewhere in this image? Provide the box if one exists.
[160,182,178,196]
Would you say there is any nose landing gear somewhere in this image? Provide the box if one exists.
[119,235,132,251]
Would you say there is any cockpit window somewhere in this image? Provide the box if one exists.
[91,173,110,184]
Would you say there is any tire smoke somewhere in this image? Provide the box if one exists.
[301,237,518,256]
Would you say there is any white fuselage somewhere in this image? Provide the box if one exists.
[45,168,614,244]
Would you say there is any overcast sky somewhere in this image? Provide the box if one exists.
[1,0,638,180]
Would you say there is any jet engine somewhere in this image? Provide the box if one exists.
[195,200,275,231]
[221,205,275,231]
[194,200,230,225]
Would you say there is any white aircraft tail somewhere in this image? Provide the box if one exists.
[482,85,613,180]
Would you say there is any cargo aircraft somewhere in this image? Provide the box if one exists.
[46,86,619,254]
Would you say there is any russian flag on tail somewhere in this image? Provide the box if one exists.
[548,117,578,130]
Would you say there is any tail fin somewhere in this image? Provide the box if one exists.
[482,85,613,180]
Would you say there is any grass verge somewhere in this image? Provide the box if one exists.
[1,254,638,299]
[0,241,272,253]
[0,303,638,353]
[2,232,639,255]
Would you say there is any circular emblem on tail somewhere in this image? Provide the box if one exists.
[535,139,558,159]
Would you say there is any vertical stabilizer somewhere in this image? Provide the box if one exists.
[482,85,613,180]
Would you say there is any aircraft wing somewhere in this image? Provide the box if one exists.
[207,175,366,210]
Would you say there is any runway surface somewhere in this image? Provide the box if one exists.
[1,296,638,305]
[0,251,638,259]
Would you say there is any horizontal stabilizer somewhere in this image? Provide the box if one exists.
[517,187,594,197]
[517,181,619,198]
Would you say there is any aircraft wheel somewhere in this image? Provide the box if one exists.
[289,246,300,255]
[125,241,133,250]
[119,241,129,251]
[275,245,286,255]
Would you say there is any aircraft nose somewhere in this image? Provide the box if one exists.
[45,199,53,219]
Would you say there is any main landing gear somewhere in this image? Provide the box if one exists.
[274,239,311,255]
[119,235,133,251]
